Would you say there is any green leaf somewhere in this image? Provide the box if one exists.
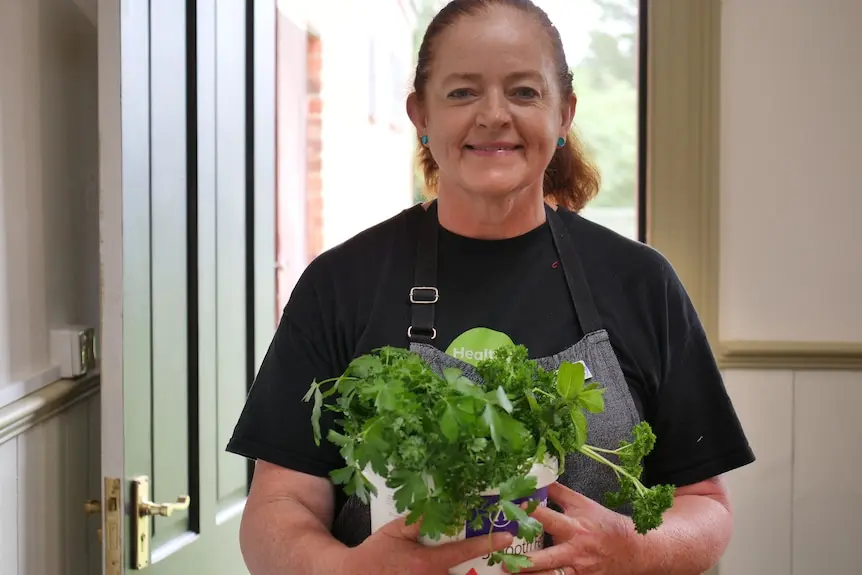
[350,470,371,503]
[375,380,403,411]
[556,361,585,400]
[523,498,540,514]
[392,472,428,513]
[453,377,483,398]
[498,553,533,573]
[533,437,547,465]
[310,387,323,445]
[496,410,529,450]
[577,387,605,414]
[495,385,514,413]
[349,355,382,377]
[525,390,539,412]
[483,405,503,450]
[500,500,543,541]
[329,466,354,486]
[570,407,588,448]
[442,367,462,384]
[364,418,389,452]
[439,403,459,442]
[301,380,318,403]
[547,433,567,474]
[498,475,538,501]
[327,429,349,446]
[418,499,451,539]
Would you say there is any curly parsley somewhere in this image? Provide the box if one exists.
[303,344,675,571]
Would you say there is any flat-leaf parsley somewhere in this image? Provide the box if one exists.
[304,344,675,571]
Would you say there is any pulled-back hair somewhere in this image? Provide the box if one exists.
[412,0,600,211]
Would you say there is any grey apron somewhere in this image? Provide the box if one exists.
[331,201,642,547]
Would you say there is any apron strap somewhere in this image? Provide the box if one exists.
[408,201,439,344]
[407,200,603,344]
[545,204,604,334]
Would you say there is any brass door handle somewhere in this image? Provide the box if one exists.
[83,499,103,544]
[131,476,192,569]
[84,499,101,515]
[138,495,191,517]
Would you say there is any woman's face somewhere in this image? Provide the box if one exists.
[409,6,575,200]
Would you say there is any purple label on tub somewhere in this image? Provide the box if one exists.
[464,485,549,538]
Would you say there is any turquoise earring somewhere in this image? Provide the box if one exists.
[420,135,429,145]
[557,137,566,148]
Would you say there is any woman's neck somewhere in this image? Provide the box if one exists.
[434,184,547,240]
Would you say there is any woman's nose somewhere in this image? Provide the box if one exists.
[476,90,512,128]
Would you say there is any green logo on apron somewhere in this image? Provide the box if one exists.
[445,327,515,366]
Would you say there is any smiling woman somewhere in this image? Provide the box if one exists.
[226,2,754,575]
[408,0,601,240]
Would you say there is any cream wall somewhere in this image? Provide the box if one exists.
[0,0,102,573]
[718,0,862,344]
[0,0,101,406]
[717,0,862,573]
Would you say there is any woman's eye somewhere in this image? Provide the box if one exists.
[513,87,540,99]
[447,89,473,99]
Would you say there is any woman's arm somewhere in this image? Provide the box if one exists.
[630,476,733,575]
[239,460,348,575]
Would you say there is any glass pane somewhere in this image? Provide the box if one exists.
[534,0,642,240]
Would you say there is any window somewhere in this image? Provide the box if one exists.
[536,0,643,242]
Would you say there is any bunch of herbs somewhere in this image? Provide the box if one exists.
[304,344,674,572]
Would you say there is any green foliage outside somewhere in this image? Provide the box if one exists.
[408,0,639,209]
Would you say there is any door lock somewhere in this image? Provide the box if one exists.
[131,475,191,569]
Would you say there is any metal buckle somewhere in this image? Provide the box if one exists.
[409,286,439,304]
[407,326,437,340]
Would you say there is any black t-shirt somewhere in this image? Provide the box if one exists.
[226,203,754,505]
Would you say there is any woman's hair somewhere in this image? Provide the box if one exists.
[412,0,601,211]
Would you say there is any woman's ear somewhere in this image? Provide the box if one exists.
[560,92,577,135]
[406,92,427,133]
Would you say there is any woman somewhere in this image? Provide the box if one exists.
[226,0,755,573]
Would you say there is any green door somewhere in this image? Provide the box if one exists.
[99,0,276,573]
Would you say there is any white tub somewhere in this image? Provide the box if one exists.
[367,457,560,575]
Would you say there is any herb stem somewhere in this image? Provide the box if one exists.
[577,445,647,497]
[531,388,556,400]
[587,445,626,455]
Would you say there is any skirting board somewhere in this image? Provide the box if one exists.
[0,371,100,445]
[717,340,862,370]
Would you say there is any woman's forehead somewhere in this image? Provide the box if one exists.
[430,7,556,78]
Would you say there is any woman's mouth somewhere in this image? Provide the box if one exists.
[464,143,523,157]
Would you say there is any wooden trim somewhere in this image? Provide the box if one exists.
[645,0,721,350]
[0,371,100,445]
[718,341,862,371]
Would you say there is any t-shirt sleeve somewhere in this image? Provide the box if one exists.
[642,263,756,488]
[225,265,347,478]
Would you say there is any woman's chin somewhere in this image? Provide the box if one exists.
[460,174,529,198]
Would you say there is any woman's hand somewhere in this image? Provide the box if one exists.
[506,482,640,575]
[341,514,514,575]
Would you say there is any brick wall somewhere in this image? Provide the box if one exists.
[305,33,324,262]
